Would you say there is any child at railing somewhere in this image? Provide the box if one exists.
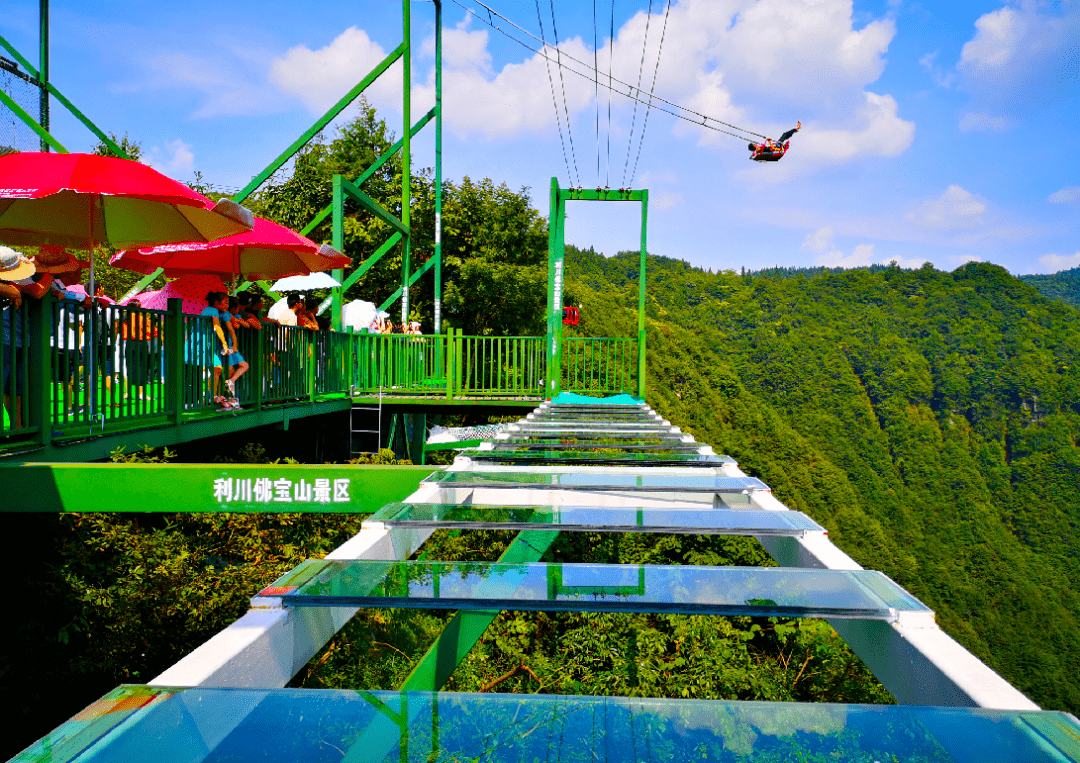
[202,291,248,411]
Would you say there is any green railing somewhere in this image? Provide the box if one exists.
[561,336,638,396]
[454,331,546,397]
[1,294,638,448]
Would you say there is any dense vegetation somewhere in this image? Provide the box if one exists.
[567,247,1080,714]
[1020,267,1080,309]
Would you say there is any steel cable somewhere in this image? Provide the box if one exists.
[621,0,654,187]
[534,0,574,185]
[548,0,581,186]
[454,0,768,142]
[630,0,672,186]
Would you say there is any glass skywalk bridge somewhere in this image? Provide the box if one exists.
[12,398,1080,762]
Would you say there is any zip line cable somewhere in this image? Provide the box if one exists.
[453,0,769,147]
[630,0,672,186]
[593,0,600,187]
[607,0,615,187]
[621,0,654,188]
[534,0,574,185]
[548,0,581,186]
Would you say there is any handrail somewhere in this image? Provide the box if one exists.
[0,296,637,448]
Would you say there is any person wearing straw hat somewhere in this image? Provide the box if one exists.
[1,248,37,428]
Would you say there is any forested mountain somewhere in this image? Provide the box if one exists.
[566,248,1080,714]
[1020,267,1080,309]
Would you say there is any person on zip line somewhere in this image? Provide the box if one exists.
[749,121,801,162]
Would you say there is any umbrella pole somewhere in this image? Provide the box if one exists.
[86,240,98,429]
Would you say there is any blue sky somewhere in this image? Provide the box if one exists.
[2,0,1078,275]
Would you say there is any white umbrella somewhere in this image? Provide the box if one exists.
[269,272,341,291]
[342,299,377,332]
[267,297,291,322]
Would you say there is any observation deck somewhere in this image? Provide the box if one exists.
[10,397,1080,762]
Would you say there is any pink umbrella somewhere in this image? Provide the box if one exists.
[121,289,159,307]
[136,274,228,315]
[110,216,350,281]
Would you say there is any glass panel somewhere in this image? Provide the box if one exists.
[519,422,671,430]
[368,503,824,535]
[465,450,733,467]
[29,686,1079,763]
[500,432,689,443]
[427,471,769,493]
[257,560,930,620]
[491,440,706,452]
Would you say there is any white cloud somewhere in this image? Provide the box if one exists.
[905,185,988,231]
[956,1,1080,130]
[1049,187,1080,204]
[146,139,195,179]
[802,226,834,252]
[259,0,912,163]
[817,242,875,268]
[1039,252,1080,272]
[268,27,403,115]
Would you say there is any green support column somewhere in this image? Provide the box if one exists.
[165,298,184,429]
[27,294,51,447]
[638,189,648,399]
[553,192,566,398]
[398,530,559,690]
[332,176,345,331]
[545,178,560,399]
[433,0,443,333]
[400,0,412,327]
[38,0,49,152]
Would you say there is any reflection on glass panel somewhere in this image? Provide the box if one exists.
[466,450,733,467]
[23,686,1080,763]
[427,472,769,493]
[511,432,688,442]
[491,440,706,452]
[368,503,823,536]
[256,560,930,620]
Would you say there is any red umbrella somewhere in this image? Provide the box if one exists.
[0,152,253,422]
[0,152,253,250]
[136,275,228,315]
[110,216,350,281]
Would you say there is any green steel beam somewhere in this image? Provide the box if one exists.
[45,82,130,158]
[0,463,432,513]
[563,188,648,201]
[0,397,353,465]
[401,0,412,326]
[377,255,435,313]
[0,87,66,152]
[638,190,649,399]
[398,529,559,690]
[434,0,443,332]
[299,109,435,238]
[0,33,38,77]
[232,42,407,204]
[0,33,130,159]
[318,232,402,315]
[39,0,49,151]
[338,176,408,236]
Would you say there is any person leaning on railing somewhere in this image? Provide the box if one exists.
[201,291,249,411]
[1,247,91,424]
[120,299,158,402]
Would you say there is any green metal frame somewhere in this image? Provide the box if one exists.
[0,463,433,513]
[119,0,445,317]
[546,179,648,399]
